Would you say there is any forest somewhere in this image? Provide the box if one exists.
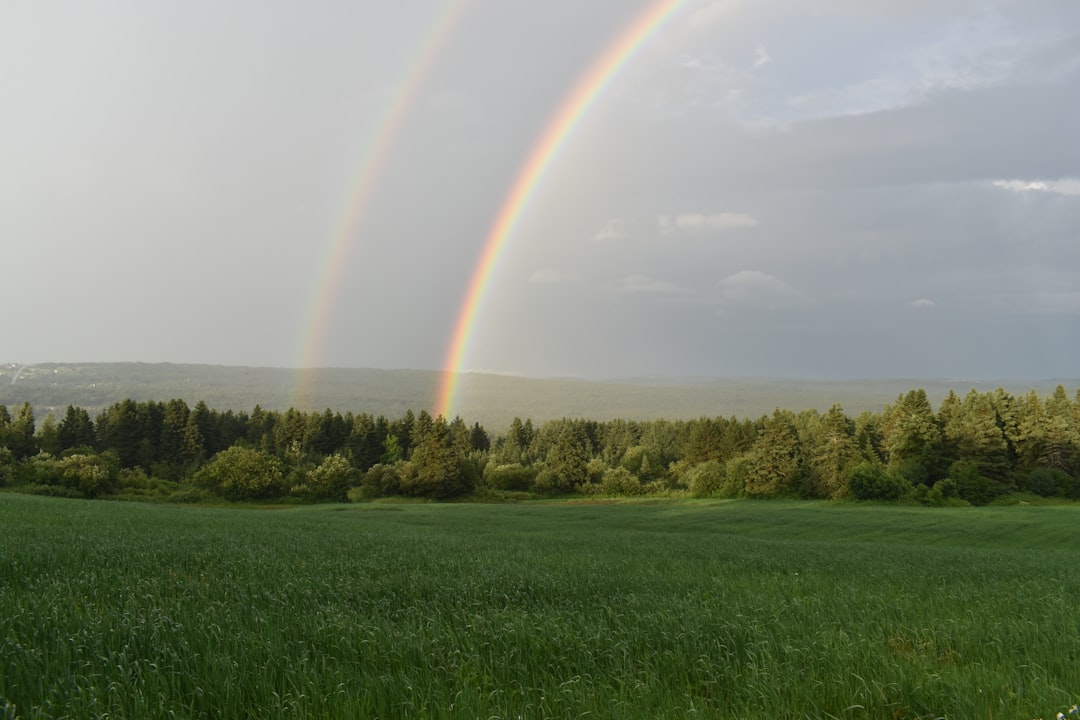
[0,385,1078,506]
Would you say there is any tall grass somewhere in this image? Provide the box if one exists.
[1,496,1077,718]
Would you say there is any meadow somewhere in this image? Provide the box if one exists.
[1,496,1077,719]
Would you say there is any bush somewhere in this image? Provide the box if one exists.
[848,461,911,501]
[600,467,642,496]
[483,463,535,492]
[194,445,286,501]
[948,460,1002,506]
[360,463,402,497]
[0,447,15,487]
[164,486,216,504]
[531,468,561,495]
[56,453,119,498]
[686,460,727,498]
[1017,468,1079,499]
[16,483,84,499]
[301,454,354,502]
[724,455,755,497]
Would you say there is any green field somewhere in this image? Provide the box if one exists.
[1,496,1078,719]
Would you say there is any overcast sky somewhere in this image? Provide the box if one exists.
[3,0,1078,380]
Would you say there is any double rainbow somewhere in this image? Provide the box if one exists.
[435,0,689,419]
[292,0,472,409]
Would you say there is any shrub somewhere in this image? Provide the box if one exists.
[194,445,286,501]
[1017,468,1079,499]
[600,467,642,496]
[686,460,726,498]
[361,463,401,497]
[484,463,535,492]
[948,460,1002,506]
[56,453,119,498]
[848,461,911,501]
[301,454,354,502]
[531,467,561,495]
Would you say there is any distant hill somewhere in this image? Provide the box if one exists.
[1,362,1075,432]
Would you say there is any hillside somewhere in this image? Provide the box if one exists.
[1,362,1074,430]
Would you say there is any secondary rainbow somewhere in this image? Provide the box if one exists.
[292,0,472,409]
[436,0,689,419]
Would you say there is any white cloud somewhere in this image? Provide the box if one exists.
[992,178,1080,196]
[659,212,759,234]
[910,298,936,308]
[718,270,808,309]
[593,217,626,242]
[618,274,684,294]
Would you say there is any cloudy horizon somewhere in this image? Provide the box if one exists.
[3,0,1078,381]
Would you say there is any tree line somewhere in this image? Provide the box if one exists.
[1,385,1078,505]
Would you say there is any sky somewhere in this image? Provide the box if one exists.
[2,0,1078,381]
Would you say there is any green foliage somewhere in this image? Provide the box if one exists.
[360,463,401,498]
[194,445,286,501]
[1017,467,1079,498]
[402,417,470,498]
[2,384,1077,505]
[482,462,535,492]
[379,433,403,465]
[947,459,1004,506]
[747,409,806,496]
[543,423,590,493]
[56,452,119,498]
[883,389,942,484]
[299,453,354,502]
[0,446,15,486]
[848,460,911,500]
[686,460,728,498]
[810,404,858,499]
[599,466,642,496]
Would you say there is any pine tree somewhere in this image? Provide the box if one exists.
[546,423,589,493]
[58,405,95,451]
[747,409,805,497]
[811,404,858,499]
[882,389,941,484]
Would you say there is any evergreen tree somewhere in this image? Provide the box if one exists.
[599,419,639,465]
[468,422,490,452]
[811,404,858,499]
[746,409,805,496]
[58,405,95,451]
[545,423,590,493]
[1013,390,1046,471]
[882,389,942,484]
[346,413,383,470]
[954,391,1010,483]
[95,400,141,467]
[404,416,468,498]
[496,417,529,465]
[1040,385,1078,473]
[682,418,725,465]
[36,414,62,456]
[181,412,206,465]
[447,416,471,455]
[189,401,219,456]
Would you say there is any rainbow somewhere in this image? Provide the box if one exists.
[292,0,472,409]
[435,0,688,419]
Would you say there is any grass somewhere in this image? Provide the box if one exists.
[1,496,1078,718]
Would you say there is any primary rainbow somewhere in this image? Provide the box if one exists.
[292,0,472,409]
[435,0,688,419]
